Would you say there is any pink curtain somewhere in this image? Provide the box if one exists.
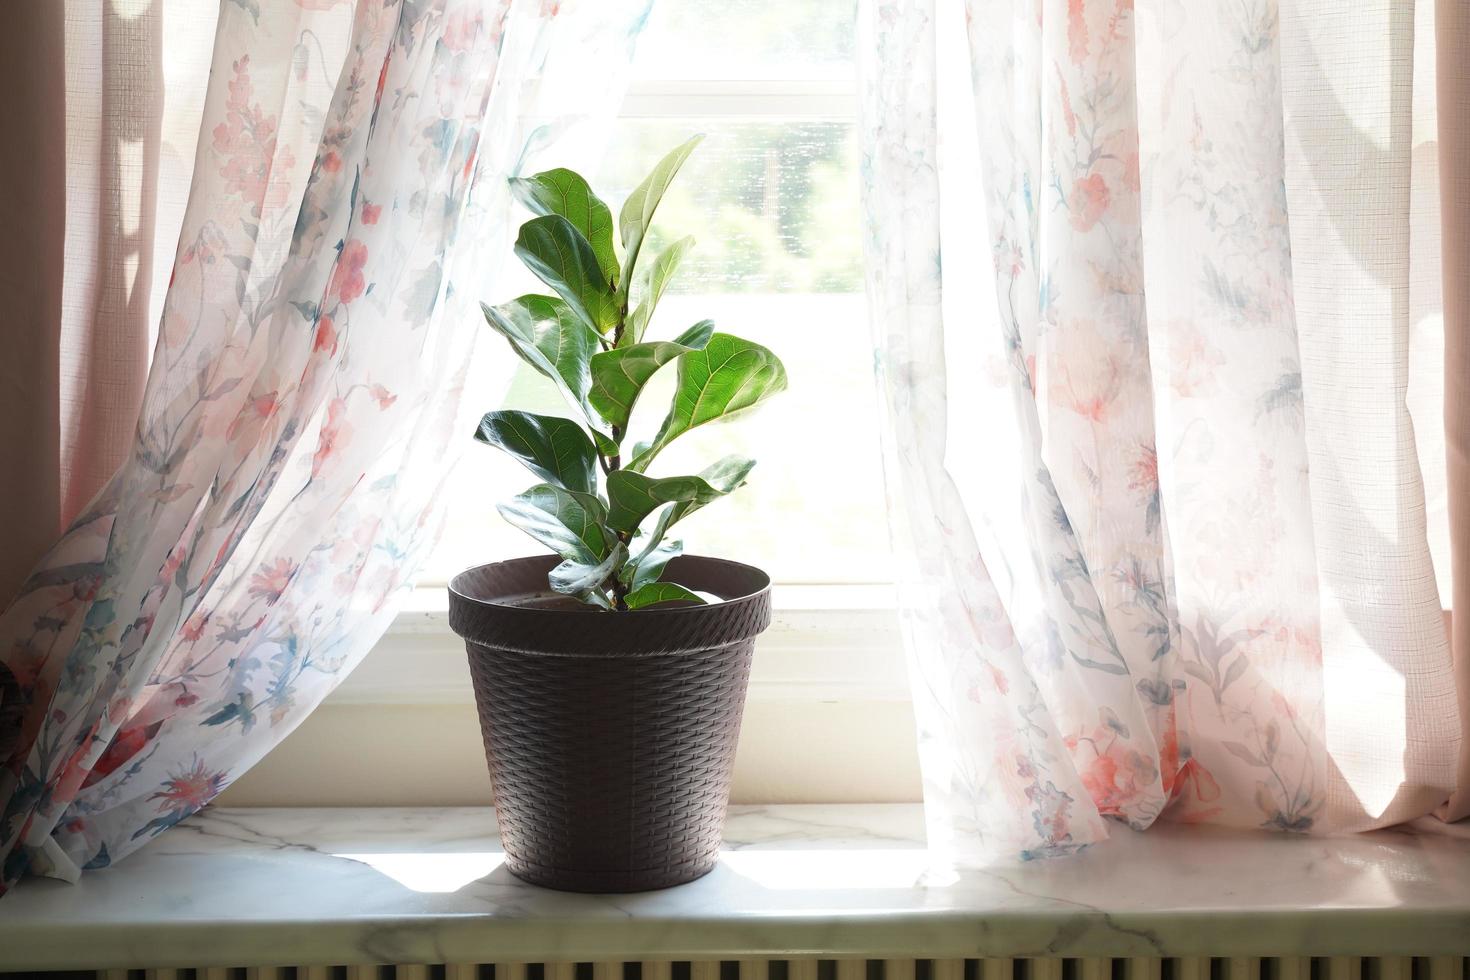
[1440,0,1470,823]
[0,2,217,605]
[860,0,1464,865]
[0,3,92,606]
[0,0,649,891]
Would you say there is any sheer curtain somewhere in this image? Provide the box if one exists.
[0,0,211,607]
[1439,0,1470,825]
[0,0,649,891]
[859,0,1463,864]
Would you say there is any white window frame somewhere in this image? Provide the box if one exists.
[618,79,858,119]
[336,583,906,707]
[334,75,906,710]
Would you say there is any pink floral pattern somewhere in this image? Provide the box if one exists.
[0,0,650,891]
[859,0,1458,865]
[213,56,296,214]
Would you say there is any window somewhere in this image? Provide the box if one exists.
[236,2,913,806]
[422,0,892,588]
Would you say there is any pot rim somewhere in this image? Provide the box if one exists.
[446,554,774,656]
[448,553,770,612]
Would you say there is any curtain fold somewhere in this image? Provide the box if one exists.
[1276,0,1457,826]
[861,0,1463,865]
[0,1,218,606]
[1439,0,1470,823]
[0,2,70,606]
[0,0,649,892]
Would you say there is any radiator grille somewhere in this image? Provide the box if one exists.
[13,956,1462,980]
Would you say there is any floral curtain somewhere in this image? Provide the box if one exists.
[0,0,649,892]
[860,0,1461,864]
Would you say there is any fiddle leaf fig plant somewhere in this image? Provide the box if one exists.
[476,136,787,611]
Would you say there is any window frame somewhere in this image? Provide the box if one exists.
[618,79,858,119]
[336,583,906,707]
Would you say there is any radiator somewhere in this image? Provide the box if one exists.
[56,957,1470,980]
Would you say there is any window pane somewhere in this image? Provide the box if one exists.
[630,0,856,82]
[597,121,863,294]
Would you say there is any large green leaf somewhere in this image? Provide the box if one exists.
[473,411,598,495]
[605,464,742,535]
[510,168,619,289]
[622,532,682,591]
[588,320,715,432]
[624,582,705,609]
[624,236,693,346]
[515,214,619,334]
[619,135,703,288]
[617,459,754,591]
[684,453,757,496]
[496,484,609,564]
[629,333,786,471]
[638,455,755,546]
[549,542,626,599]
[619,457,754,590]
[481,295,600,425]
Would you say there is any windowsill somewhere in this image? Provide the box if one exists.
[4,804,1469,970]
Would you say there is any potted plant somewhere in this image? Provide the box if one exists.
[447,136,787,893]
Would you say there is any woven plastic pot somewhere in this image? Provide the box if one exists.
[447,554,772,893]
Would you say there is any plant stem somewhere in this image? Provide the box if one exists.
[610,569,631,610]
[606,305,631,610]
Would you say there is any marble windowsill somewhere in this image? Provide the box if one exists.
[2,804,1469,971]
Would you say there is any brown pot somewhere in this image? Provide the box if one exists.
[447,554,772,892]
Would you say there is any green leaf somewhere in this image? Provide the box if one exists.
[663,455,754,523]
[515,215,619,334]
[623,533,682,591]
[619,135,703,288]
[630,333,787,471]
[473,411,598,495]
[669,319,716,347]
[581,589,614,610]
[496,484,609,564]
[480,295,600,425]
[627,455,755,566]
[617,457,753,590]
[510,168,619,289]
[605,464,744,535]
[549,542,627,598]
[625,236,693,346]
[588,320,715,432]
[624,582,706,609]
[591,430,620,457]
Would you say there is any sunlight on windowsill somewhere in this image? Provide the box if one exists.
[336,852,507,893]
[335,848,932,894]
[721,848,931,890]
